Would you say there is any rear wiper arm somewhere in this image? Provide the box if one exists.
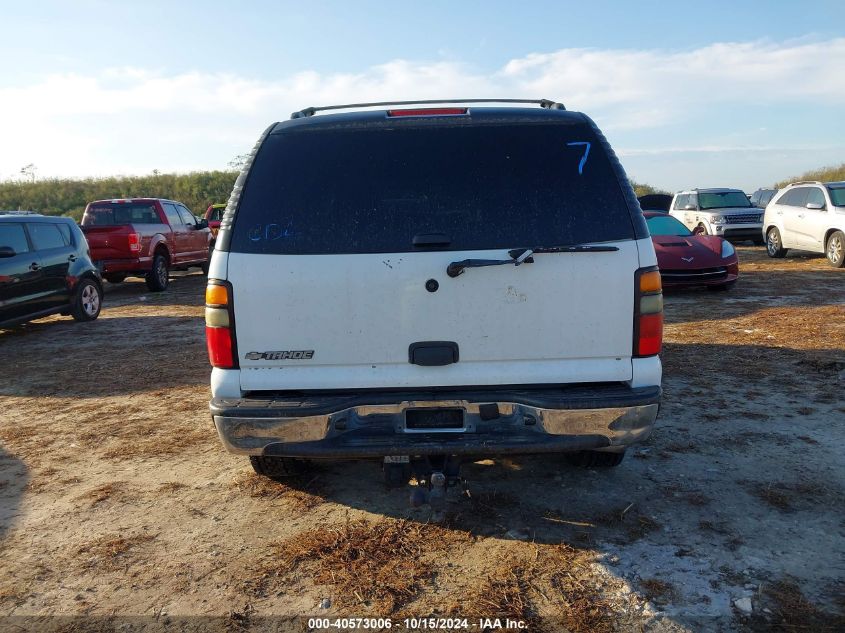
[446,244,619,278]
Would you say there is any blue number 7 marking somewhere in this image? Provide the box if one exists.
[567,141,591,175]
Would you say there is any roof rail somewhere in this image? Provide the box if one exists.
[789,180,823,186]
[0,210,41,216]
[290,98,565,119]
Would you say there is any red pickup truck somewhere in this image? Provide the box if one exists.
[80,198,213,291]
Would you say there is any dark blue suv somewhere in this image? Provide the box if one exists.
[0,213,103,327]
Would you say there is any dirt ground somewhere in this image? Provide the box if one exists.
[1,247,843,632]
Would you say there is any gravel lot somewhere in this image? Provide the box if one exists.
[1,247,843,632]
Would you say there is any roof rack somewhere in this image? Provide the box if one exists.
[789,181,823,186]
[290,98,565,119]
[0,210,41,216]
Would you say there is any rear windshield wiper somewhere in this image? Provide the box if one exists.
[446,245,619,278]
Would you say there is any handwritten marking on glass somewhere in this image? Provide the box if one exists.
[566,141,591,175]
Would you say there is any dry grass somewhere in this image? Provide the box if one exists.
[749,580,845,632]
[158,481,189,493]
[231,471,325,511]
[639,578,676,605]
[448,544,617,633]
[261,519,472,613]
[683,491,711,507]
[76,533,157,571]
[666,304,845,351]
[75,481,133,507]
[448,559,534,622]
[663,441,698,454]
[748,480,827,512]
[595,505,661,541]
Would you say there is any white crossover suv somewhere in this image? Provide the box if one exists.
[669,188,764,244]
[763,181,845,267]
[204,99,663,486]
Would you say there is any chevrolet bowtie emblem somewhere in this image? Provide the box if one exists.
[681,257,694,263]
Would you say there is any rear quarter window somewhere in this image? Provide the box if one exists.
[28,223,66,250]
[230,121,636,254]
[0,223,30,253]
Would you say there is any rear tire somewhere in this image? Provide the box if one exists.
[707,282,734,292]
[693,224,708,236]
[249,455,311,479]
[145,253,169,291]
[766,228,788,258]
[201,246,213,275]
[105,273,126,284]
[71,278,102,322]
[826,230,845,267]
[565,450,625,468]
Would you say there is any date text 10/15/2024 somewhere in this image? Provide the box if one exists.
[307,617,529,630]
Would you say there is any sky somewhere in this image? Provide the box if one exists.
[1,0,844,192]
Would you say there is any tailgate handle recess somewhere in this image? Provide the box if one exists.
[409,341,459,366]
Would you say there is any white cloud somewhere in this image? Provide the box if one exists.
[0,38,843,180]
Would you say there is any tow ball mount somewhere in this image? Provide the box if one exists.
[382,455,464,509]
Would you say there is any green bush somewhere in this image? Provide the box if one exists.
[775,163,845,188]
[0,171,238,219]
[631,181,669,197]
[0,170,671,219]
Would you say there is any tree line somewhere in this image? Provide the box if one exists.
[775,163,845,189]
[0,171,238,221]
[2,161,840,222]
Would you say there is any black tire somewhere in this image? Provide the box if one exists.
[71,278,102,322]
[825,230,845,268]
[145,253,169,291]
[766,227,788,258]
[201,246,213,275]
[753,239,765,246]
[693,223,708,236]
[105,273,126,284]
[707,281,734,292]
[249,455,310,479]
[565,450,625,468]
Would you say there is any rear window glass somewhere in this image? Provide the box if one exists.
[230,122,634,254]
[82,204,161,226]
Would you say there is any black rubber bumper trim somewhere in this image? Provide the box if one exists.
[210,384,661,419]
[262,431,611,459]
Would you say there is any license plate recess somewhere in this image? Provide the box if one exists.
[404,408,465,431]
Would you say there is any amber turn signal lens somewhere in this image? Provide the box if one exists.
[205,284,228,306]
[639,270,662,293]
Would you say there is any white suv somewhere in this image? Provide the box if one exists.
[204,99,662,484]
[763,181,845,267]
[668,188,764,244]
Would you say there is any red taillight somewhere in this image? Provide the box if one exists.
[206,326,234,368]
[127,232,140,253]
[387,108,468,117]
[637,313,663,356]
[205,281,237,368]
[634,267,663,357]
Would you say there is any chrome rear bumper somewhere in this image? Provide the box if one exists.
[210,385,660,458]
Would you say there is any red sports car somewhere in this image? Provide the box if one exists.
[645,212,739,290]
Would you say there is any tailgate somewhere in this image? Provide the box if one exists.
[229,243,637,391]
[81,226,134,260]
